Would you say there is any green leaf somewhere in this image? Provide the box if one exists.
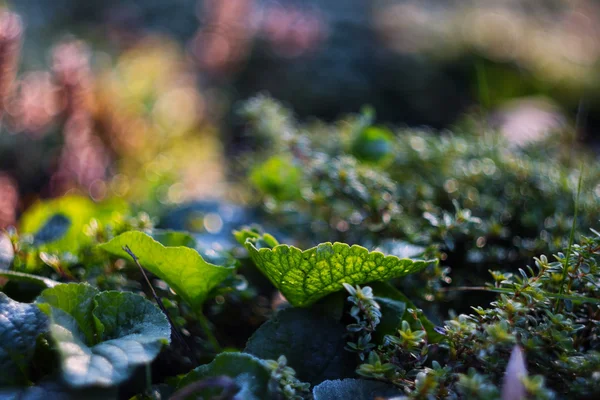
[250,155,302,201]
[312,378,401,400]
[372,296,407,342]
[244,307,356,385]
[351,126,394,164]
[0,293,49,386]
[19,196,128,253]
[99,231,233,308]
[243,233,436,307]
[176,353,271,400]
[37,283,99,345]
[37,283,170,388]
[0,271,60,288]
[369,281,444,343]
[151,229,196,248]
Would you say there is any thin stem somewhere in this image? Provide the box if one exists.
[555,165,584,311]
[440,285,600,304]
[475,60,490,110]
[196,310,222,352]
[145,363,152,397]
[123,245,198,365]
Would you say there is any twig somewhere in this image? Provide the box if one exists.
[123,245,198,365]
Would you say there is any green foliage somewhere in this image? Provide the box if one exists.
[239,96,600,306]
[175,353,272,400]
[19,196,129,254]
[250,155,302,201]
[0,293,48,386]
[262,355,312,400]
[350,126,394,164]
[243,231,434,307]
[37,283,170,387]
[2,97,600,398]
[99,231,233,308]
[244,307,356,385]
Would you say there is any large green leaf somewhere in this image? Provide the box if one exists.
[244,307,356,385]
[243,233,436,307]
[0,293,49,386]
[37,283,98,344]
[19,196,128,253]
[175,353,271,400]
[99,231,233,308]
[37,283,170,388]
[312,378,401,400]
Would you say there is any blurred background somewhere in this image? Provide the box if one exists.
[1,0,600,228]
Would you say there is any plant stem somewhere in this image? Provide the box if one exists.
[440,285,600,304]
[196,310,222,352]
[555,165,584,311]
[145,363,152,397]
[123,245,199,365]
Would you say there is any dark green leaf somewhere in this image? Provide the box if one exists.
[370,281,444,343]
[37,283,170,388]
[244,307,356,385]
[176,353,271,400]
[0,293,48,386]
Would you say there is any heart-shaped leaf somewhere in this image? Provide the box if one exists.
[37,283,170,388]
[243,232,436,307]
[99,231,233,308]
[0,293,49,386]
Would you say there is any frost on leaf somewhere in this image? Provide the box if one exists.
[243,232,436,307]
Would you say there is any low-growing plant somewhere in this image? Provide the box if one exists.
[0,97,599,399]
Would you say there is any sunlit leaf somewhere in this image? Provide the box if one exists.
[99,231,233,308]
[37,283,170,387]
[20,196,128,253]
[243,232,436,307]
